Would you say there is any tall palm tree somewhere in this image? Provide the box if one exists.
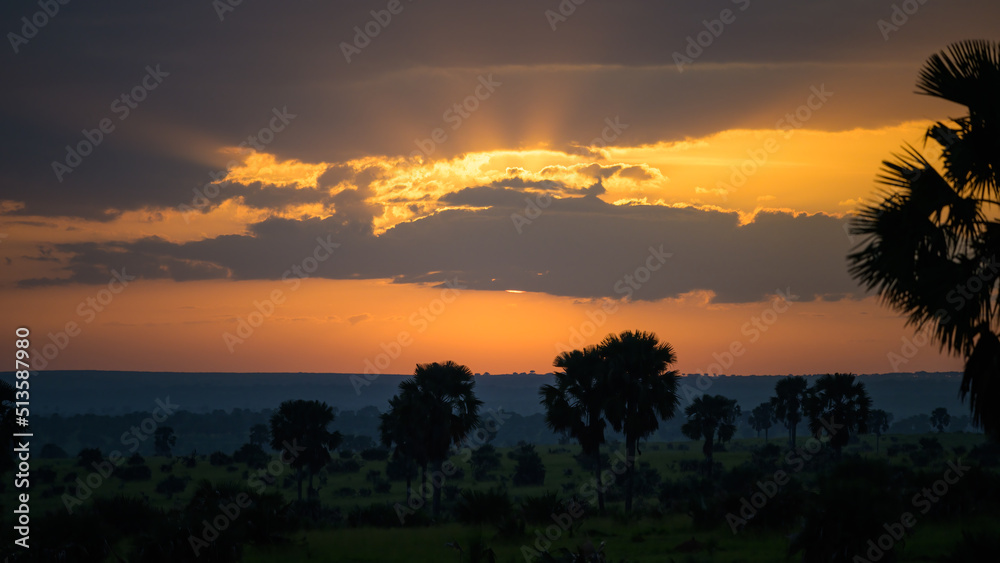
[379,392,428,504]
[848,40,1000,439]
[390,361,482,517]
[540,346,609,513]
[748,401,775,441]
[868,409,893,454]
[681,394,740,477]
[771,376,808,449]
[804,373,872,457]
[598,330,680,515]
[269,399,342,501]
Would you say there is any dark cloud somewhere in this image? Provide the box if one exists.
[19,198,861,304]
[1,0,996,219]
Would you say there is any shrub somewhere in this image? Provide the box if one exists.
[40,443,68,459]
[454,487,514,526]
[118,465,152,482]
[209,451,233,466]
[360,448,389,461]
[155,475,187,496]
[510,443,545,486]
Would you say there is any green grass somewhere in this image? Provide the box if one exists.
[12,431,994,562]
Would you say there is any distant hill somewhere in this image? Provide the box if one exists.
[1,370,971,423]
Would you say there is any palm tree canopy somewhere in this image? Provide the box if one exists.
[805,373,872,443]
[599,330,680,440]
[848,40,1000,437]
[681,394,741,444]
[771,376,808,428]
[540,346,608,456]
[749,402,775,433]
[399,361,483,464]
[269,399,342,473]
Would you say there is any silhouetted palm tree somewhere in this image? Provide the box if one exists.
[868,409,893,453]
[390,361,482,517]
[771,376,808,449]
[681,394,740,476]
[540,346,609,513]
[269,399,342,500]
[748,401,775,441]
[804,373,871,457]
[848,40,1000,438]
[598,330,680,515]
[930,407,952,432]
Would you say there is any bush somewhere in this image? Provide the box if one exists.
[40,443,68,459]
[328,458,362,473]
[347,503,430,528]
[471,444,502,480]
[233,443,269,467]
[454,487,514,526]
[155,475,187,496]
[36,466,57,484]
[209,451,233,466]
[360,448,389,461]
[520,492,562,525]
[77,448,103,468]
[118,465,152,482]
[509,443,545,486]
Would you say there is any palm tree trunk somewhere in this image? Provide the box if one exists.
[790,410,798,449]
[308,470,314,500]
[704,433,715,478]
[593,449,605,515]
[432,459,442,518]
[624,437,635,516]
[296,468,303,501]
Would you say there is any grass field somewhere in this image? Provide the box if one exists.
[6,431,995,562]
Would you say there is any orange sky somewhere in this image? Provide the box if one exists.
[1,0,989,376]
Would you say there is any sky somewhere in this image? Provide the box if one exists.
[1,0,995,376]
